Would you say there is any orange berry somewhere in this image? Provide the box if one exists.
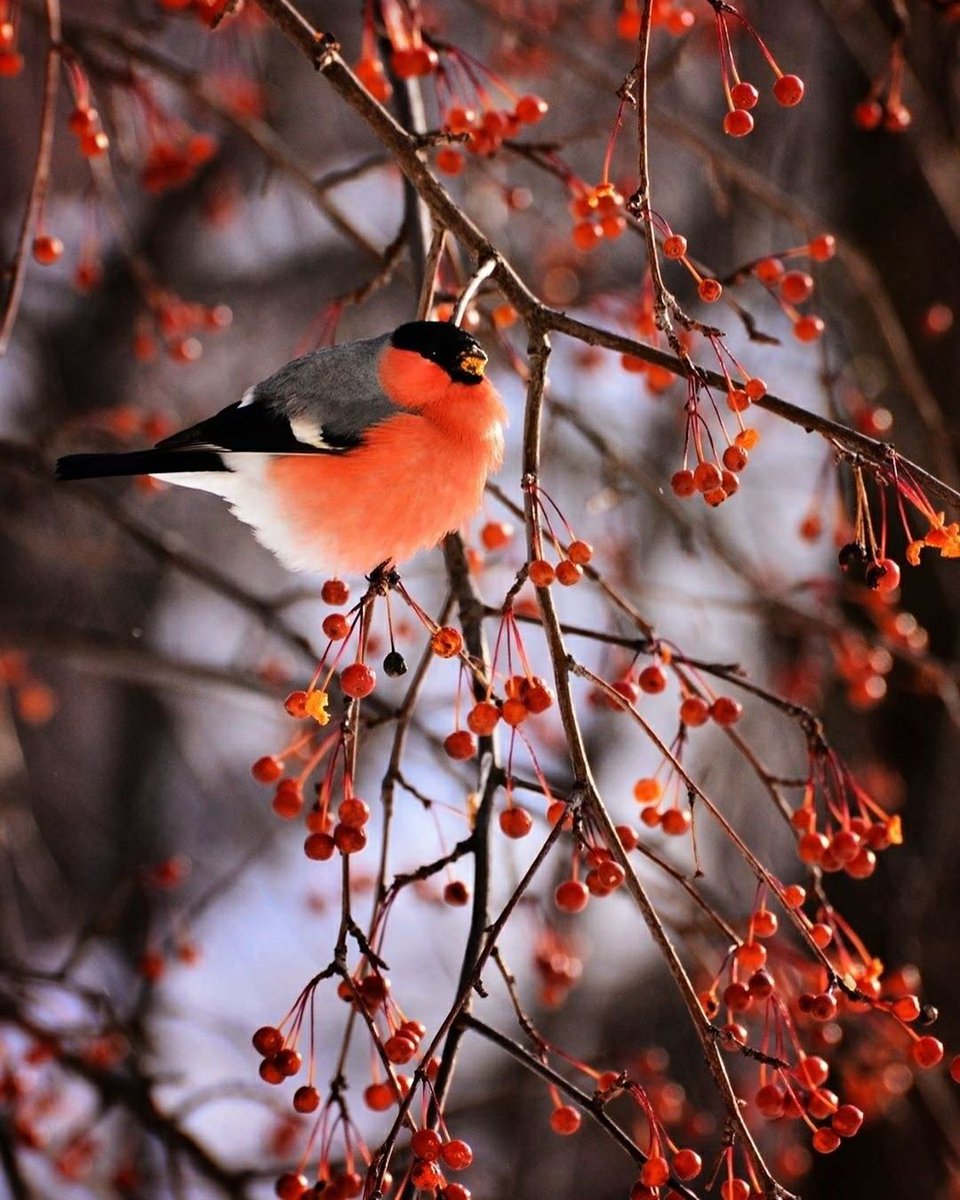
[722,445,748,472]
[431,626,463,658]
[710,696,742,725]
[555,560,583,586]
[467,701,500,735]
[528,558,555,587]
[663,234,687,259]
[633,777,662,803]
[693,461,722,492]
[501,697,528,726]
[671,469,697,497]
[638,664,667,694]
[698,278,722,303]
[567,539,593,565]
[481,520,513,550]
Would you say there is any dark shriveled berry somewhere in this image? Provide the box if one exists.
[838,541,868,571]
[383,651,407,677]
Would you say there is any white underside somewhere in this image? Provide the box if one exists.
[152,455,329,573]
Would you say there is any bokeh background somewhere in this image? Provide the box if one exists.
[1,1,960,1198]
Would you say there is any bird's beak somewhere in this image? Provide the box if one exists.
[458,352,487,378]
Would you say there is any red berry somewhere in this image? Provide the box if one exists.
[793,314,825,343]
[321,579,349,605]
[832,1104,863,1137]
[640,1157,670,1188]
[780,270,814,305]
[436,147,464,175]
[710,696,742,725]
[567,539,593,565]
[467,701,500,735]
[293,1086,319,1113]
[410,1128,442,1161]
[812,1128,840,1154]
[252,756,283,783]
[499,806,533,838]
[440,1139,473,1170]
[638,665,667,694]
[555,559,583,586]
[671,469,697,497]
[555,880,589,913]
[912,1036,944,1068]
[723,108,754,137]
[672,1148,702,1180]
[480,521,513,550]
[730,81,759,109]
[322,613,350,640]
[32,235,64,265]
[698,278,722,303]
[528,558,556,587]
[515,94,548,124]
[679,696,710,726]
[444,730,477,760]
[663,234,688,259]
[340,662,376,698]
[809,234,837,261]
[773,74,805,106]
[549,1104,581,1134]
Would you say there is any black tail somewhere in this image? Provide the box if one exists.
[55,450,227,481]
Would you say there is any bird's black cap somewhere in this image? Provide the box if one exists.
[391,321,488,384]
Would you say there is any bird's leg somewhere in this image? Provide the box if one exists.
[367,559,400,595]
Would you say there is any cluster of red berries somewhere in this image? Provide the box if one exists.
[403,1128,473,1198]
[68,103,110,160]
[569,182,627,252]
[435,95,548,176]
[712,3,804,140]
[832,631,893,710]
[790,764,900,881]
[527,537,593,588]
[659,227,723,304]
[133,294,233,364]
[534,927,583,1007]
[141,131,218,194]
[854,37,911,132]
[751,234,835,343]
[670,427,759,508]
[616,0,696,39]
[156,0,254,26]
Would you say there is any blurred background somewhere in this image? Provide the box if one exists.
[1,1,960,1197]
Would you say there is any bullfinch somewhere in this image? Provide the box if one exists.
[56,321,506,574]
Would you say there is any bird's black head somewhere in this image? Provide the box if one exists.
[391,321,488,385]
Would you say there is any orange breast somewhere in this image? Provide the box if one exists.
[268,382,505,574]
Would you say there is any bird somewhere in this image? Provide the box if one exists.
[56,321,507,574]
